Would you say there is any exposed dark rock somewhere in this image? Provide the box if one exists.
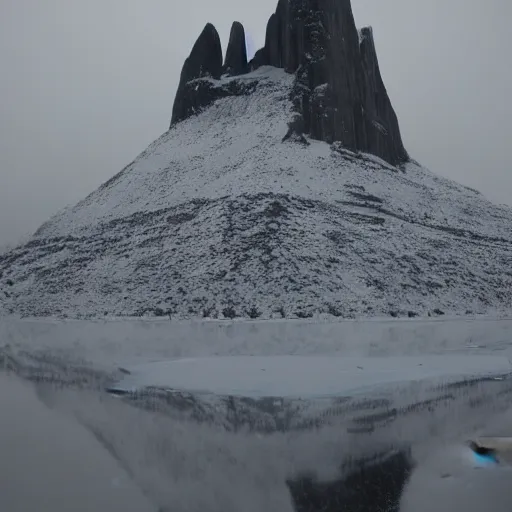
[170,23,223,125]
[347,191,384,204]
[282,1,407,165]
[223,22,248,76]
[254,0,366,153]
[170,1,408,165]
[295,310,314,319]
[246,306,262,319]
[171,78,258,127]
[282,113,310,145]
[249,48,268,71]
[265,13,281,68]
[222,306,237,319]
[359,27,409,164]
[256,1,410,165]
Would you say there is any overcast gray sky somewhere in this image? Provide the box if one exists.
[0,0,510,247]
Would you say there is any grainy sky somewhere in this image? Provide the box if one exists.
[0,0,510,247]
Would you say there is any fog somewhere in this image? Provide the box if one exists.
[1,0,510,247]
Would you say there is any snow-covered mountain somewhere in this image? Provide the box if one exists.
[1,0,511,319]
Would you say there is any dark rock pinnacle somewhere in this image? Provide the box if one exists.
[170,23,222,125]
[170,0,409,166]
[223,22,248,76]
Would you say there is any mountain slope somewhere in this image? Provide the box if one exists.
[0,65,511,319]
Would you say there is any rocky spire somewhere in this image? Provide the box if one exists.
[170,23,223,125]
[223,22,248,76]
[249,0,408,164]
[171,0,409,165]
[359,27,409,164]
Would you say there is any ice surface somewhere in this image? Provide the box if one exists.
[0,373,155,512]
[3,317,512,511]
[401,442,512,512]
[2,316,512,370]
[0,318,512,512]
[111,355,512,398]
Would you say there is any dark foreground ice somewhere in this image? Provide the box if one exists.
[2,346,512,511]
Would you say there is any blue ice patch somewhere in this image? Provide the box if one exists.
[473,452,499,467]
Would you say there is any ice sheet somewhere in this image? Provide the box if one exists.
[111,355,512,398]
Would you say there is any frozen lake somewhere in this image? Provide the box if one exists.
[2,316,512,511]
[2,314,512,366]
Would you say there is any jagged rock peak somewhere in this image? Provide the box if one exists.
[223,22,248,76]
[179,22,222,81]
[170,23,223,125]
[248,0,409,165]
[359,26,409,164]
[170,0,408,166]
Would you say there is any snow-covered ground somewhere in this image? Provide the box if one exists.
[2,317,512,510]
[29,67,510,240]
[1,67,511,319]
